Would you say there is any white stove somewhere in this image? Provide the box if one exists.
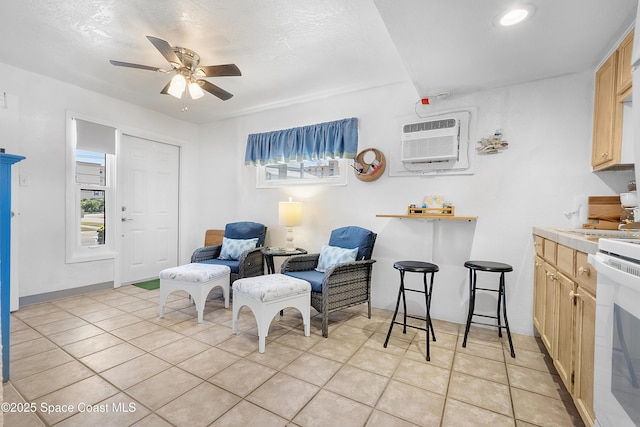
[589,238,640,427]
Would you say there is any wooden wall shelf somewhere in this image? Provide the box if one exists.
[376,214,477,221]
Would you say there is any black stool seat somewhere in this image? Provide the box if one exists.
[464,261,512,272]
[463,260,516,358]
[385,260,439,361]
[394,260,439,273]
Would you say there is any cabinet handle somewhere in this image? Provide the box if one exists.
[601,152,609,158]
[578,266,591,277]
[569,290,580,299]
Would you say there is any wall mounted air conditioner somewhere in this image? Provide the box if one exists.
[401,118,459,163]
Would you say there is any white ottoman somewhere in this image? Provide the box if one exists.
[159,263,230,323]
[232,274,311,353]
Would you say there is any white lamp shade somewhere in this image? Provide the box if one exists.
[188,81,204,99]
[279,201,302,227]
[167,74,186,98]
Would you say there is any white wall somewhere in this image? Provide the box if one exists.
[0,62,199,298]
[199,73,633,335]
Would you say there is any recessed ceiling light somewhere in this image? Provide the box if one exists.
[494,5,535,27]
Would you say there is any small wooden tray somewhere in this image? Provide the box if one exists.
[407,205,455,216]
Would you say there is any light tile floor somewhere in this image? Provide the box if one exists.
[3,285,586,426]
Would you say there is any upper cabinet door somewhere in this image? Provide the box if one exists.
[617,30,634,96]
[592,51,618,169]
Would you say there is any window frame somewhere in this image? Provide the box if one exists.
[65,113,118,263]
[256,158,348,188]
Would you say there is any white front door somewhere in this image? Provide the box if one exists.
[119,134,179,285]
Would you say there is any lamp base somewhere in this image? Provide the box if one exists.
[285,227,295,252]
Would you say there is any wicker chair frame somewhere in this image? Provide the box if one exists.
[280,247,376,337]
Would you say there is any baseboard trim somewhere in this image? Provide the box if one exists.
[18,281,114,308]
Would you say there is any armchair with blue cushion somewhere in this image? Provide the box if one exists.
[280,226,377,337]
[191,221,267,284]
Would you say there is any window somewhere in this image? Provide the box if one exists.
[77,149,106,246]
[257,158,348,188]
[66,115,117,262]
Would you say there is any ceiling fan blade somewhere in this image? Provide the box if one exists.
[109,60,164,72]
[146,36,181,66]
[199,80,233,101]
[160,81,171,95]
[197,64,242,77]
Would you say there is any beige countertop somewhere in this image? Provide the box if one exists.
[532,226,633,254]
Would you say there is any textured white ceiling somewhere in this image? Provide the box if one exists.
[0,0,636,124]
[375,0,637,96]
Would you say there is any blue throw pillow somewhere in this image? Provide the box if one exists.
[315,244,358,273]
[219,237,258,260]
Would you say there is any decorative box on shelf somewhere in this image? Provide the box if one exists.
[407,205,455,216]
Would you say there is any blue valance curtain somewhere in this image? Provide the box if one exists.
[244,117,358,166]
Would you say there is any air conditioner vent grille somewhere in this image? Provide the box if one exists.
[403,137,457,161]
[401,117,459,163]
[403,119,456,134]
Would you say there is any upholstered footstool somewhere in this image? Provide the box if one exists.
[159,263,230,323]
[232,274,311,353]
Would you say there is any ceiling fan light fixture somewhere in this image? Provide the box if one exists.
[188,81,205,99]
[494,5,535,27]
[167,74,186,98]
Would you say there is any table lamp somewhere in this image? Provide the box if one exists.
[279,197,302,251]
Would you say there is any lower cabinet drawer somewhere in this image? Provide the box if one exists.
[557,244,575,276]
[544,239,557,263]
[576,251,597,296]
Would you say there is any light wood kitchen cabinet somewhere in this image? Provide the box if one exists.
[534,235,544,257]
[543,239,557,263]
[575,251,596,295]
[592,51,620,169]
[617,30,634,95]
[533,256,545,333]
[592,30,634,171]
[554,271,575,392]
[536,237,557,355]
[574,288,596,426]
[542,261,557,355]
[532,235,596,426]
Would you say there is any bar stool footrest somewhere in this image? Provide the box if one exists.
[469,320,509,329]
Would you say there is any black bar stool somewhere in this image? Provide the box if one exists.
[462,260,516,358]
[384,260,439,361]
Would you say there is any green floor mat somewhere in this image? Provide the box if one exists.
[133,278,160,290]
